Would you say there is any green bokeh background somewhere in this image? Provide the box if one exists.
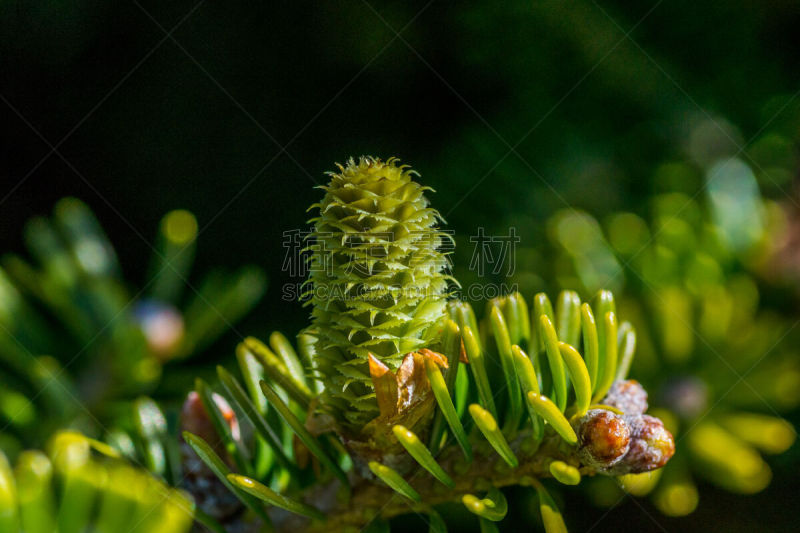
[2,1,799,531]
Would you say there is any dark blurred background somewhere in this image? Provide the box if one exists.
[2,1,799,531]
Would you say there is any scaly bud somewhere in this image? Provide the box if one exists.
[602,379,648,415]
[574,409,674,475]
[575,409,631,469]
[611,414,675,474]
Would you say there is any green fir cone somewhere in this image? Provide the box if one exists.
[304,157,452,429]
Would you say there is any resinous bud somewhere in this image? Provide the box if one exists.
[575,408,676,474]
[611,414,676,475]
[575,409,631,469]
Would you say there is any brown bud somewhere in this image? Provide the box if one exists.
[610,414,675,474]
[180,391,243,521]
[575,409,631,469]
[602,379,648,415]
[180,391,241,455]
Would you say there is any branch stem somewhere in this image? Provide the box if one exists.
[270,430,585,532]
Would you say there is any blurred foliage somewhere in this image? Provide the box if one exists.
[0,199,265,456]
[0,429,194,533]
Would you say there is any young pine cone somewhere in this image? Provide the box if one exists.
[305,157,451,429]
